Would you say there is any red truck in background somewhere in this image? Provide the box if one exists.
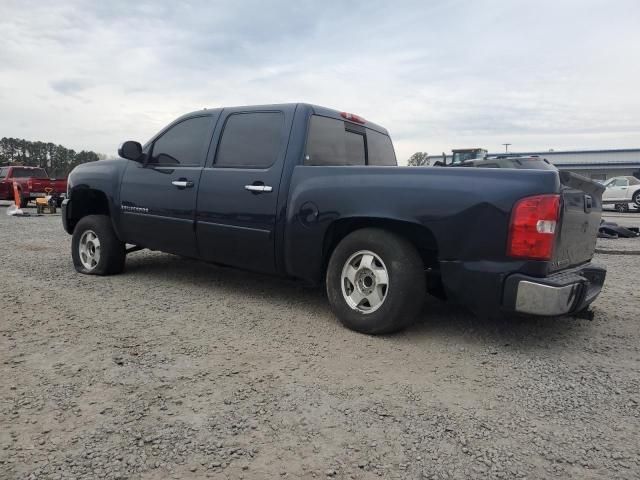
[0,166,67,207]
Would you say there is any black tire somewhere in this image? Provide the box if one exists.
[615,203,628,213]
[633,191,640,208]
[20,197,29,208]
[71,215,126,275]
[325,228,426,335]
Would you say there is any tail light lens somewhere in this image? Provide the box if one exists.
[507,194,560,260]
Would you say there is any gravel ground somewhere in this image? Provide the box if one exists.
[1,203,639,480]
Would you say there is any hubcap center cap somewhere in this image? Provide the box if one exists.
[356,268,376,294]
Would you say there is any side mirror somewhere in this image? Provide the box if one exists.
[118,141,143,162]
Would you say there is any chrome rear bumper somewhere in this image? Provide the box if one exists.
[504,263,606,316]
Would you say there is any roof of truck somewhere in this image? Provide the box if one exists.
[180,103,390,136]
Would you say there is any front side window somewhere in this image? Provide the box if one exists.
[215,112,284,168]
[149,116,213,166]
[610,178,629,187]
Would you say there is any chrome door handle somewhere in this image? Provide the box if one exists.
[172,180,194,188]
[244,184,273,193]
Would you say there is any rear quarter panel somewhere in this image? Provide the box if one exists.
[283,166,561,284]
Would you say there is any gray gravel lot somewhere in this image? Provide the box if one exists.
[1,203,639,480]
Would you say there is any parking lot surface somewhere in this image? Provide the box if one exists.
[1,204,639,480]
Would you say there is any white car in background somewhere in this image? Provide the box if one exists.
[602,176,640,211]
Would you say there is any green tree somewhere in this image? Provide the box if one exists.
[407,152,430,166]
[0,136,105,176]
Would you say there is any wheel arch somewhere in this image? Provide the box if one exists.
[322,217,440,277]
[65,187,112,234]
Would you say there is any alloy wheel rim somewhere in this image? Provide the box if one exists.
[79,230,101,270]
[340,250,389,314]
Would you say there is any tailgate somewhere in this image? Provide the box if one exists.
[552,171,604,271]
[31,179,65,193]
[52,179,67,192]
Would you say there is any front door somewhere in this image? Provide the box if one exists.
[604,178,629,202]
[196,108,292,273]
[119,114,217,257]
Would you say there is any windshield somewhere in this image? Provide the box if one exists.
[11,167,49,179]
[451,149,487,164]
[452,152,478,164]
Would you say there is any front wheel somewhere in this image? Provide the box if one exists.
[633,191,640,208]
[71,215,126,275]
[326,228,426,334]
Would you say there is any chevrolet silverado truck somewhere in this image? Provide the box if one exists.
[0,166,67,207]
[61,103,606,334]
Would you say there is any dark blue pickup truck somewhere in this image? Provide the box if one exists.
[62,103,606,334]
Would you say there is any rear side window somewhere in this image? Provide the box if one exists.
[305,115,396,166]
[149,116,213,166]
[215,112,284,168]
[367,129,397,166]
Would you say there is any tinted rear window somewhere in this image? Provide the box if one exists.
[367,129,396,166]
[215,112,284,168]
[306,115,364,166]
[305,115,396,166]
[12,167,48,178]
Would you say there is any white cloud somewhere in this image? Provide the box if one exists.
[0,0,638,163]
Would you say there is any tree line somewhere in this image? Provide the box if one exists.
[0,137,107,178]
[407,152,430,166]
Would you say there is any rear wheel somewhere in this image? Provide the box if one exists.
[326,228,426,334]
[633,191,640,208]
[20,197,29,208]
[72,215,125,275]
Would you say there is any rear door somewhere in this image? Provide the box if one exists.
[552,172,605,271]
[196,107,292,273]
[119,114,218,256]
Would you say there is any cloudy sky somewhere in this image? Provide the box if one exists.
[1,0,638,163]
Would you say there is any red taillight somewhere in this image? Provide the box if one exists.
[340,112,366,124]
[507,194,560,260]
